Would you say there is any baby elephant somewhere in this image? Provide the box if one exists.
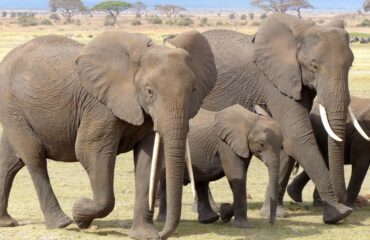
[157,104,283,227]
[287,96,370,207]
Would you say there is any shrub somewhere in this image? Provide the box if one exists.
[18,16,38,27]
[216,21,223,26]
[104,16,114,26]
[240,21,247,26]
[199,17,208,26]
[16,12,23,17]
[249,13,255,20]
[240,14,247,20]
[10,12,16,18]
[147,15,162,24]
[165,20,174,25]
[358,19,370,27]
[49,13,60,21]
[2,12,7,17]
[40,19,52,25]
[260,13,267,19]
[251,21,260,26]
[229,13,236,20]
[175,17,193,26]
[75,19,81,26]
[28,12,35,17]
[131,19,141,25]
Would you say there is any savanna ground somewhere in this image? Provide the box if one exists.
[0,12,370,240]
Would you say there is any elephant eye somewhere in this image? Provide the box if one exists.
[311,60,319,72]
[259,142,265,149]
[144,86,154,99]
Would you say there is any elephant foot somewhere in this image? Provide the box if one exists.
[45,211,73,229]
[323,203,353,224]
[219,203,233,223]
[260,204,287,218]
[198,211,219,224]
[0,214,18,227]
[287,183,303,203]
[233,218,251,228]
[129,223,160,240]
[72,198,95,229]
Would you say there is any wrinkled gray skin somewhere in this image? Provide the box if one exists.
[287,96,370,208]
[156,105,282,227]
[0,31,216,240]
[201,13,353,223]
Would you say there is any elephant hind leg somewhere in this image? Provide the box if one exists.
[196,182,219,224]
[0,134,24,227]
[3,121,71,229]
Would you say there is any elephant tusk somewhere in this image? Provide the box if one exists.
[185,137,197,200]
[149,132,161,211]
[319,104,343,142]
[348,106,370,141]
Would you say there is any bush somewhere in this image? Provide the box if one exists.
[216,21,223,26]
[165,20,174,25]
[251,21,260,26]
[249,13,255,20]
[240,14,247,20]
[131,19,141,25]
[358,19,370,27]
[40,19,52,25]
[75,19,81,25]
[104,16,114,26]
[147,15,162,24]
[199,17,208,26]
[28,12,35,17]
[10,12,16,18]
[229,13,236,20]
[175,17,193,26]
[2,12,7,17]
[260,13,267,19]
[240,21,247,26]
[49,13,60,21]
[18,16,38,27]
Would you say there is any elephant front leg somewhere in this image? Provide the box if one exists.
[72,150,116,228]
[196,182,219,224]
[129,134,161,240]
[219,144,250,228]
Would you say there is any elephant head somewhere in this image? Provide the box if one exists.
[252,13,359,202]
[75,30,216,238]
[214,104,282,224]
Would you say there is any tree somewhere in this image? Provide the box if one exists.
[132,1,147,18]
[251,0,313,17]
[49,0,86,23]
[93,1,132,25]
[155,4,186,22]
[364,0,370,12]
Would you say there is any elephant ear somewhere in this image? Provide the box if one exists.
[215,104,257,158]
[76,31,152,125]
[167,31,217,118]
[325,19,345,29]
[253,13,314,100]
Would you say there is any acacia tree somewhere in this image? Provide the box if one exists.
[365,0,370,12]
[132,1,147,18]
[49,0,86,23]
[93,1,132,25]
[251,0,313,17]
[155,4,186,22]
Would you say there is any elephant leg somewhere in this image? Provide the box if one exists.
[313,187,324,207]
[261,152,294,218]
[196,182,219,224]
[130,134,161,240]
[346,141,370,208]
[156,175,167,222]
[287,170,311,203]
[192,186,219,214]
[0,134,24,227]
[219,143,250,228]
[72,151,116,228]
[4,122,71,229]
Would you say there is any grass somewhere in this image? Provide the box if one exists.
[0,28,369,240]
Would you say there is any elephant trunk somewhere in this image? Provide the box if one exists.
[268,154,280,224]
[159,111,188,240]
[317,75,349,203]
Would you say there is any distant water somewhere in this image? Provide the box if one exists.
[0,0,366,11]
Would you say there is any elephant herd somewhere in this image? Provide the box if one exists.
[0,13,368,239]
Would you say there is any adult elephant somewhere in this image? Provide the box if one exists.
[287,96,370,207]
[0,30,216,240]
[200,13,355,223]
